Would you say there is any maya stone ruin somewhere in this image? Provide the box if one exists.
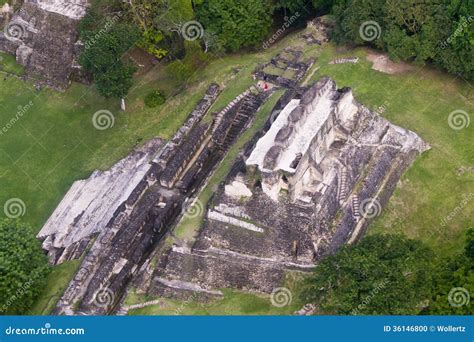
[0,0,89,89]
[37,76,428,314]
[143,77,428,300]
[26,16,428,313]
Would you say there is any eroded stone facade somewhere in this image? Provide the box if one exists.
[145,77,428,298]
[0,1,88,89]
[46,83,270,315]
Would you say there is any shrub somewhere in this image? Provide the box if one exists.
[144,90,166,108]
[0,219,50,314]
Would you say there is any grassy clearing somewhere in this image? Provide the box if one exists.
[129,289,298,315]
[311,45,473,257]
[0,52,24,75]
[128,273,304,315]
[28,260,82,315]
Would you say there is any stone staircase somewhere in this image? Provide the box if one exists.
[351,194,360,222]
[213,93,263,151]
[221,94,262,150]
[338,168,348,204]
[212,90,250,133]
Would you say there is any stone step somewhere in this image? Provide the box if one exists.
[351,195,360,221]
[338,169,348,203]
[156,246,290,293]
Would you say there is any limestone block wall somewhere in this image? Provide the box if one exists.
[0,1,88,89]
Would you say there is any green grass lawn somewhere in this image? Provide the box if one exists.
[0,52,24,75]
[129,288,300,315]
[128,273,304,315]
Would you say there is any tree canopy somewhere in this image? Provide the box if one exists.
[301,231,473,315]
[301,234,434,315]
[79,7,141,100]
[425,229,473,315]
[331,0,474,79]
[196,0,273,52]
[0,219,49,315]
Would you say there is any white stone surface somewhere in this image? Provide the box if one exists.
[37,147,157,250]
[224,180,252,198]
[214,203,250,219]
[246,99,300,170]
[36,0,88,20]
[246,82,334,174]
[207,210,264,233]
[277,92,332,172]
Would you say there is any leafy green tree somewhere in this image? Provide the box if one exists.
[121,0,196,58]
[330,0,474,79]
[144,90,166,108]
[301,234,434,315]
[80,22,140,76]
[0,219,49,315]
[425,229,473,315]
[311,0,336,13]
[166,42,210,84]
[94,63,136,100]
[331,0,385,48]
[79,12,140,105]
[465,228,474,259]
[274,0,313,14]
[196,0,273,52]
[434,1,474,80]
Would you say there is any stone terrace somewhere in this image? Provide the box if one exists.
[146,78,429,298]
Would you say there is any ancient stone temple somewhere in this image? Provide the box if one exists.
[41,83,271,315]
[144,77,428,298]
[0,0,88,89]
